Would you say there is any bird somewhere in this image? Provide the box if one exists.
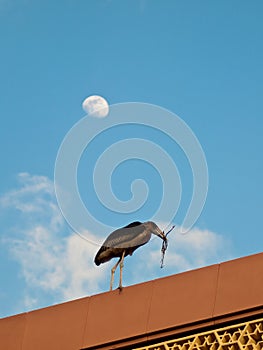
[94,221,167,291]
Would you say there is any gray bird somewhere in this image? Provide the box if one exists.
[94,221,166,291]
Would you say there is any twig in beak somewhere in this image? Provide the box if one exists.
[160,225,175,268]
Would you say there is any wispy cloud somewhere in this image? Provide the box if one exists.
[1,173,231,314]
[9,226,105,299]
[1,173,107,312]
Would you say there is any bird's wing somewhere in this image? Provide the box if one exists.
[102,223,150,249]
[123,221,142,228]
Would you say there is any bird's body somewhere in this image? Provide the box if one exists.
[94,221,150,265]
[94,221,166,290]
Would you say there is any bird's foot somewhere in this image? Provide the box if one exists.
[118,285,123,292]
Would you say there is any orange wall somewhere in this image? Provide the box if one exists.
[1,252,263,350]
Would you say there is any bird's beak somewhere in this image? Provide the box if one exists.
[157,229,167,241]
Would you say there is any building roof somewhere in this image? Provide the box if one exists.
[1,252,263,350]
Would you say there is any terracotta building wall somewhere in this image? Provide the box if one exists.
[1,252,263,350]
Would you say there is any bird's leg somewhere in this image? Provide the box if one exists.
[110,257,121,291]
[118,250,126,291]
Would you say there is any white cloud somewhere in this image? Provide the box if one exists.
[125,224,230,285]
[168,226,225,267]
[1,173,107,312]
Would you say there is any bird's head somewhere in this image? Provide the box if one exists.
[146,221,167,241]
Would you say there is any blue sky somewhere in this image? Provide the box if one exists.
[1,0,263,318]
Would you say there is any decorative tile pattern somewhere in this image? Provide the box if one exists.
[135,318,263,350]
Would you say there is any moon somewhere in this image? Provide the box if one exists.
[82,95,109,118]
